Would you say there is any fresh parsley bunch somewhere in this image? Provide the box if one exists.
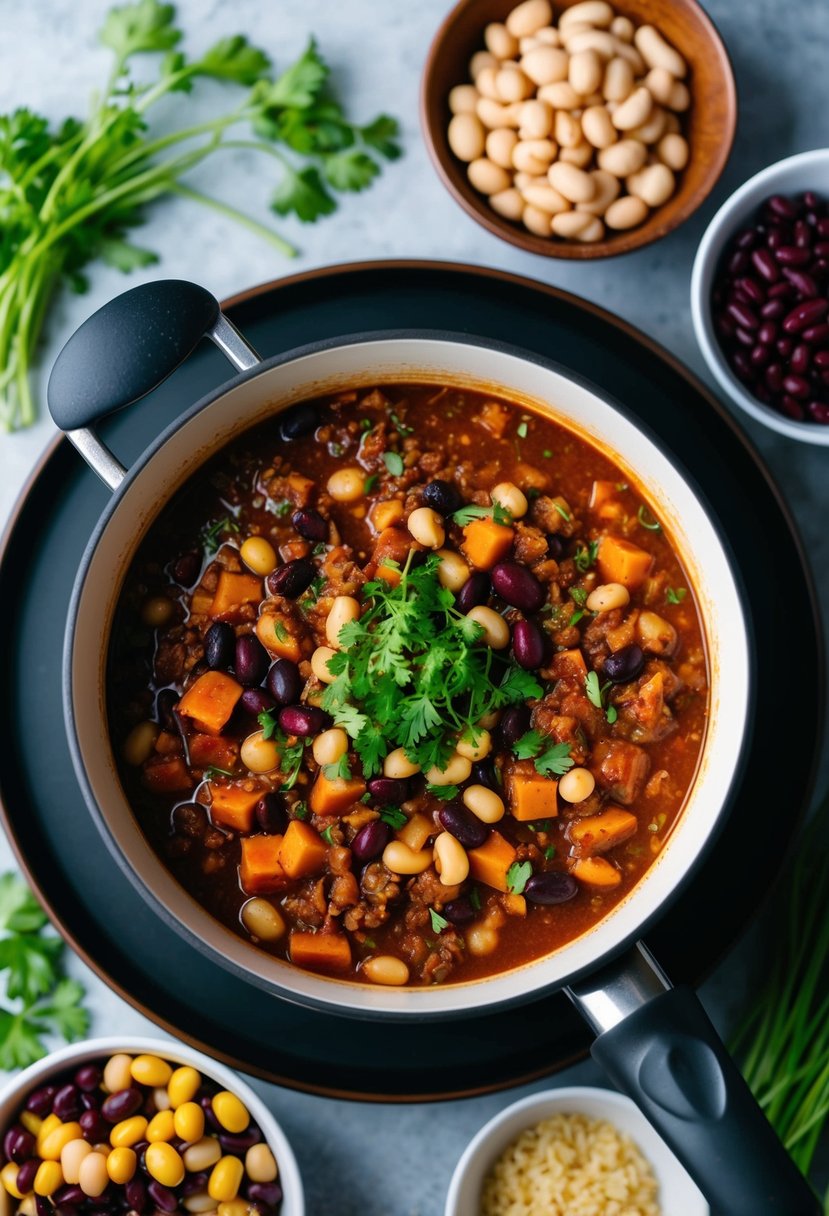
[0,0,400,430]
[321,554,543,777]
[0,874,89,1070]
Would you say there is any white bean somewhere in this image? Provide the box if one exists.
[597,138,647,176]
[485,22,519,59]
[490,187,525,220]
[551,210,593,238]
[610,15,634,42]
[628,106,667,145]
[559,141,593,167]
[518,98,554,139]
[603,56,634,102]
[575,216,606,242]
[491,481,529,516]
[470,51,498,79]
[467,925,498,956]
[663,111,681,134]
[449,84,479,115]
[362,955,410,986]
[407,506,445,549]
[382,841,432,875]
[456,728,492,761]
[604,194,649,230]
[538,81,582,109]
[505,0,553,39]
[463,785,505,823]
[554,111,583,149]
[384,747,420,778]
[643,66,675,105]
[612,40,646,73]
[576,169,620,215]
[311,645,337,684]
[667,80,691,112]
[434,833,470,886]
[569,50,603,96]
[581,104,617,148]
[513,138,557,175]
[612,86,653,131]
[448,113,485,162]
[326,595,360,648]
[548,161,596,203]
[466,605,510,649]
[586,581,630,612]
[468,157,512,195]
[627,163,675,207]
[558,0,614,29]
[564,29,616,58]
[312,727,349,766]
[522,183,570,214]
[558,766,596,802]
[476,97,520,130]
[435,548,470,591]
[476,65,502,101]
[520,46,569,85]
[486,127,519,168]
[657,132,689,171]
[534,26,560,45]
[424,753,473,785]
[633,24,687,78]
[495,64,534,102]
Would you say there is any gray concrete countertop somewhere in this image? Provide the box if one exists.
[1,2,827,1212]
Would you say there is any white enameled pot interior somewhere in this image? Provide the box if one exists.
[691,147,829,445]
[69,337,750,1017]
[0,1036,304,1215]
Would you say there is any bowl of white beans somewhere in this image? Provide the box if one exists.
[0,1037,304,1216]
[421,0,736,258]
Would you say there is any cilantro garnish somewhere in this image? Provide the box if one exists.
[452,502,513,527]
[469,887,482,912]
[379,806,408,830]
[570,587,587,607]
[544,845,556,861]
[517,422,528,439]
[203,765,235,781]
[323,755,352,781]
[506,861,532,895]
[203,514,240,554]
[513,730,575,777]
[573,540,599,574]
[383,451,404,477]
[257,710,308,789]
[320,824,337,845]
[364,474,379,493]
[320,554,542,776]
[265,499,292,518]
[426,784,460,801]
[293,802,309,820]
[585,671,618,725]
[637,505,661,532]
[429,908,449,934]
[553,502,571,523]
[666,587,687,605]
[390,411,414,436]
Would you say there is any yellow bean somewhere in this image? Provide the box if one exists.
[40,1124,82,1162]
[362,955,411,986]
[463,785,505,823]
[35,1116,61,1156]
[245,1144,278,1184]
[109,1117,148,1149]
[122,721,159,766]
[167,1066,201,1109]
[146,1142,184,1188]
[208,1158,244,1203]
[78,1154,109,1199]
[217,1202,248,1216]
[241,898,286,943]
[106,1147,137,1185]
[19,1114,42,1137]
[173,1102,205,1144]
[327,468,365,503]
[131,1054,173,1088]
[240,537,277,577]
[466,605,510,649]
[0,1165,24,1200]
[183,1138,222,1174]
[103,1054,133,1094]
[34,1162,63,1198]
[146,1111,175,1143]
[212,1093,249,1135]
[434,832,470,886]
[61,1139,93,1185]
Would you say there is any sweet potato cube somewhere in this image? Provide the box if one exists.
[396,812,433,853]
[240,834,286,894]
[371,500,404,532]
[569,807,638,855]
[177,671,243,736]
[209,571,263,618]
[571,856,622,887]
[190,589,214,616]
[462,518,514,570]
[507,769,558,822]
[208,784,261,833]
[290,931,352,974]
[550,648,588,680]
[142,757,193,793]
[309,771,367,817]
[589,481,624,521]
[189,734,238,771]
[255,613,303,663]
[597,535,654,590]
[279,820,328,879]
[468,831,517,891]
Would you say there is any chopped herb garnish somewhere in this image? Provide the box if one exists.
[666,586,687,605]
[266,499,292,518]
[302,575,326,605]
[452,502,513,527]
[293,802,309,820]
[364,473,379,493]
[544,845,557,861]
[323,755,352,781]
[585,672,617,725]
[517,422,528,439]
[426,784,460,801]
[202,514,240,554]
[606,704,618,724]
[390,411,413,436]
[273,619,290,643]
[570,587,587,607]
[573,540,599,574]
[569,609,585,627]
[363,937,377,949]
[512,731,574,777]
[257,710,307,789]
[469,887,482,912]
[360,418,372,431]
[616,482,629,492]
[329,442,345,457]
[429,908,449,934]
[313,542,327,556]
[637,505,661,532]
[379,806,408,830]
[506,860,532,895]
[553,502,571,523]
[320,824,337,845]
[383,451,404,477]
[203,765,235,781]
[542,449,553,459]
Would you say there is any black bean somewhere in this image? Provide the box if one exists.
[291,508,328,543]
[422,479,462,516]
[34,1194,52,1216]
[204,621,235,671]
[266,558,316,599]
[471,759,498,791]
[603,644,645,684]
[546,534,567,560]
[512,619,546,670]
[491,561,545,612]
[497,704,531,750]
[278,705,332,737]
[234,635,269,687]
[279,402,320,441]
[255,794,287,834]
[366,777,409,804]
[455,571,490,613]
[267,658,302,705]
[525,872,579,905]
[443,897,476,924]
[155,688,179,733]
[352,821,390,862]
[438,803,489,850]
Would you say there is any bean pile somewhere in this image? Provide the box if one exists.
[446,0,691,243]
[712,191,829,424]
[0,1054,281,1216]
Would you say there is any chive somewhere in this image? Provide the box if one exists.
[637,505,661,532]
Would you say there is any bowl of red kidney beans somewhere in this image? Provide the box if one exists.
[691,148,829,443]
[0,1038,304,1216]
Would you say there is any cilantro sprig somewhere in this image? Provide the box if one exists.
[451,503,513,527]
[258,711,309,790]
[513,730,574,777]
[0,875,89,1069]
[0,3,400,431]
[585,671,618,725]
[321,554,542,776]
[506,861,532,895]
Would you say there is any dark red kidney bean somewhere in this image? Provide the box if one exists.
[814,350,829,369]
[815,242,829,258]
[52,1085,82,1121]
[35,1197,53,1216]
[512,618,546,670]
[775,245,811,266]
[80,1090,101,1112]
[279,402,319,441]
[218,1127,261,1152]
[757,321,777,344]
[491,561,545,612]
[79,1110,108,1142]
[133,1140,149,1169]
[155,688,179,733]
[102,1087,144,1124]
[16,1160,40,1193]
[247,1184,282,1207]
[726,249,749,275]
[199,1097,222,1132]
[765,363,784,392]
[767,228,786,250]
[767,194,798,219]
[817,217,829,238]
[791,344,811,374]
[125,1179,148,1213]
[266,558,316,599]
[525,872,579,905]
[438,803,489,850]
[603,644,645,683]
[734,326,755,347]
[204,621,235,671]
[754,383,771,404]
[497,704,531,750]
[25,1086,56,1117]
[731,350,752,381]
[352,820,390,862]
[278,705,332,736]
[455,570,490,613]
[367,777,409,804]
[782,375,810,399]
[182,1174,209,1198]
[768,280,795,299]
[53,1185,85,1207]
[783,299,829,333]
[291,508,327,543]
[147,1183,178,1213]
[750,344,771,367]
[734,276,765,304]
[714,312,736,338]
[776,338,794,358]
[422,479,462,516]
[266,658,301,705]
[735,226,760,247]
[760,300,785,320]
[471,759,499,791]
[172,551,200,586]
[794,219,812,247]
[807,401,829,423]
[782,269,818,298]
[804,191,820,209]
[240,687,276,716]
[4,1127,35,1163]
[255,794,287,834]
[234,635,269,687]
[443,896,476,924]
[803,323,829,343]
[780,395,806,421]
[726,301,759,330]
[751,248,780,282]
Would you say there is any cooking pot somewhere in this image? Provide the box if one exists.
[47,278,819,1215]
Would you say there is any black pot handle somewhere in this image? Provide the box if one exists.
[47,279,260,491]
[567,944,820,1215]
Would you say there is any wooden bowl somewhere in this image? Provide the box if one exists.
[421,0,737,259]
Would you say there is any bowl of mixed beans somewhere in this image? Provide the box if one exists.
[0,1040,303,1216]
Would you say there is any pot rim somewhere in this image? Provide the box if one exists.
[64,328,753,1019]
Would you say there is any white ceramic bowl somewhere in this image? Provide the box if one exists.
[691,147,829,444]
[445,1086,709,1215]
[0,1036,304,1216]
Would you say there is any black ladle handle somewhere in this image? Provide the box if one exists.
[47,279,260,490]
[568,944,820,1215]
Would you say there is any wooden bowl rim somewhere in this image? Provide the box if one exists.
[420,0,738,260]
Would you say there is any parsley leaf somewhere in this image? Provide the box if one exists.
[666,586,687,605]
[271,163,336,223]
[426,784,460,801]
[0,875,47,935]
[513,731,573,776]
[507,861,532,895]
[197,35,270,85]
[383,451,404,477]
[585,672,617,725]
[361,114,402,160]
[100,0,181,60]
[259,37,328,108]
[570,587,587,607]
[452,502,513,527]
[429,908,449,934]
[323,149,380,193]
[256,714,307,789]
[293,802,309,820]
[513,730,543,760]
[323,755,352,781]
[202,514,240,555]
[379,807,408,830]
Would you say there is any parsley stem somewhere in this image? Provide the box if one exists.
[172,185,296,256]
